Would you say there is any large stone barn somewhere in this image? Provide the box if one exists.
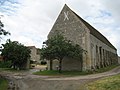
[47,4,118,71]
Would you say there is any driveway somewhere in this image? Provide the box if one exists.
[0,65,120,90]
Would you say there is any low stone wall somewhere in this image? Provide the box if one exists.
[48,57,82,71]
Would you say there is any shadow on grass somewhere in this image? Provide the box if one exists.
[33,65,119,76]
[33,70,93,76]
[0,68,29,72]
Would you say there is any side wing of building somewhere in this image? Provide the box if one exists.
[73,11,118,70]
[28,46,40,63]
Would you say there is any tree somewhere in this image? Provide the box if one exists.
[0,17,10,39]
[1,39,31,70]
[41,45,55,70]
[41,33,83,73]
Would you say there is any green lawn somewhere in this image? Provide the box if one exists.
[34,70,92,76]
[94,65,119,73]
[86,74,120,90]
[0,78,8,90]
[34,65,119,76]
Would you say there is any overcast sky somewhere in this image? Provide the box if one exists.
[0,0,120,55]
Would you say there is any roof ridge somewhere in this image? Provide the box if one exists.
[68,6,116,50]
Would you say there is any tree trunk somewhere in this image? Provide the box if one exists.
[81,57,83,71]
[13,63,16,69]
[50,60,52,70]
[59,59,62,73]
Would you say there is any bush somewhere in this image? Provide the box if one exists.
[41,61,47,65]
[0,78,8,90]
[0,61,11,68]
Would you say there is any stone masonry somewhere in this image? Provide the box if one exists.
[47,4,118,71]
[28,46,40,63]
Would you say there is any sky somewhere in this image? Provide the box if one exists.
[0,0,120,55]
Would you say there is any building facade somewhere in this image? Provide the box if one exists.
[118,57,120,64]
[48,4,118,71]
[28,46,40,63]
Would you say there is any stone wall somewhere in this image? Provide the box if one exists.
[47,57,82,71]
[48,5,92,71]
[28,46,40,63]
[62,57,82,71]
[90,34,118,69]
[47,4,118,71]
[118,57,120,64]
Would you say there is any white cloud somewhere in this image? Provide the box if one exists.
[0,0,120,55]
[101,0,120,23]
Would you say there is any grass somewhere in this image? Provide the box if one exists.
[34,70,92,76]
[94,64,119,73]
[0,78,8,90]
[0,68,29,72]
[0,64,119,76]
[86,74,120,90]
[33,65,119,76]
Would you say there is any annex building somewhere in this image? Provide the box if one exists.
[28,46,40,63]
[48,4,118,71]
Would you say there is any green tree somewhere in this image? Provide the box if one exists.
[0,18,10,38]
[41,43,56,70]
[1,39,31,69]
[41,33,83,73]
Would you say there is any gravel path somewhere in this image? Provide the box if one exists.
[0,66,120,90]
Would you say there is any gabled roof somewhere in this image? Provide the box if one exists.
[65,4,116,50]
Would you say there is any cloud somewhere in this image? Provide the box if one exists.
[1,0,67,48]
[67,0,120,55]
[101,0,120,23]
[1,0,53,47]
[0,0,120,55]
[0,0,21,15]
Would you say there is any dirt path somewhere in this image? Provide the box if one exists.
[45,66,120,81]
[0,66,120,90]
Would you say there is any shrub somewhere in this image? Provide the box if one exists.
[41,61,47,65]
[0,61,11,68]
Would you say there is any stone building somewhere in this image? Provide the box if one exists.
[28,46,40,63]
[118,57,120,64]
[48,4,118,71]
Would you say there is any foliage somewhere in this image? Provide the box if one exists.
[0,78,8,90]
[0,61,11,68]
[41,60,47,65]
[1,39,31,69]
[87,73,120,90]
[30,60,34,64]
[0,18,10,39]
[41,33,83,73]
